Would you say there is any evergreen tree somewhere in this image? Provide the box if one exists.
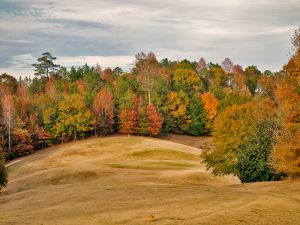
[236,120,283,182]
[32,52,60,78]
[188,95,206,136]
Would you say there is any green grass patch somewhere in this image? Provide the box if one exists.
[109,161,196,171]
[128,149,199,160]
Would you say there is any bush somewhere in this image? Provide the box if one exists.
[235,120,284,183]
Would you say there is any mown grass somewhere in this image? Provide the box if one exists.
[109,160,196,170]
[128,149,199,160]
[1,136,299,225]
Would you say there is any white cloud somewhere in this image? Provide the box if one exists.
[57,55,135,70]
[0,54,135,77]
[0,0,299,77]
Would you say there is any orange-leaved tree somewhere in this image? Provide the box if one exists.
[93,87,114,135]
[271,28,300,176]
[147,103,163,136]
[200,92,219,133]
[119,96,139,135]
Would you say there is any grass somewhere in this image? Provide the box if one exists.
[128,148,199,160]
[109,160,196,170]
[0,135,299,225]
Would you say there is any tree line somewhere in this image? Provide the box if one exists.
[0,29,299,189]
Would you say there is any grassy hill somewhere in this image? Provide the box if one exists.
[0,136,299,225]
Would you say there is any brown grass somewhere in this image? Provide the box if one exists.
[0,135,299,225]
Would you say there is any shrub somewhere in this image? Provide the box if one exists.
[235,120,284,183]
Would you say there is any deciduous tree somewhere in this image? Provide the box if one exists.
[203,99,277,175]
[2,94,14,155]
[166,91,191,134]
[172,68,202,97]
[0,106,7,189]
[56,94,94,140]
[147,103,163,136]
[93,87,114,135]
[119,107,138,135]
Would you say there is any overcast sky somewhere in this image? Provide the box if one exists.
[0,0,299,77]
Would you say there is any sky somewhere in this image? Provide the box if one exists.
[0,0,299,78]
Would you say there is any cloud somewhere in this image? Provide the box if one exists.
[57,55,135,70]
[0,54,135,77]
[0,0,299,77]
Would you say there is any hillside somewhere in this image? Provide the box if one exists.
[0,136,299,225]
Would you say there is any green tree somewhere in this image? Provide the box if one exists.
[68,66,84,82]
[235,119,283,182]
[244,66,261,95]
[32,52,60,78]
[172,68,203,97]
[115,74,140,108]
[219,91,252,111]
[151,76,169,109]
[83,70,104,106]
[37,94,58,139]
[188,95,206,136]
[137,110,149,136]
[29,77,48,94]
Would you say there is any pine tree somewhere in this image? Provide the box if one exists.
[188,95,206,136]
[32,52,60,78]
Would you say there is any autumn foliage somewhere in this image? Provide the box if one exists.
[119,108,138,135]
[271,28,300,176]
[200,92,219,132]
[147,103,163,136]
[0,28,299,182]
[203,99,277,175]
[93,87,114,135]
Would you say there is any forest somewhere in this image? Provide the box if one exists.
[0,29,299,189]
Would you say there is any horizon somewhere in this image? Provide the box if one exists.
[0,0,299,77]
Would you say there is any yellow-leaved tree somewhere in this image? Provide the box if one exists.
[166,91,191,134]
[200,92,219,133]
[203,99,277,175]
[55,94,95,141]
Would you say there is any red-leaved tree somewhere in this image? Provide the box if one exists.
[92,87,114,135]
[147,103,163,136]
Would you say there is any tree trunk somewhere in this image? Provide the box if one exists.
[148,89,151,105]
[74,129,77,140]
[8,107,11,157]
